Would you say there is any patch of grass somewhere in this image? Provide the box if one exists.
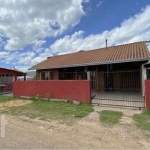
[1,100,94,125]
[133,109,150,131]
[99,110,123,125]
[0,95,15,103]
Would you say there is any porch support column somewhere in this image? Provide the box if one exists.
[87,71,90,80]
[14,75,17,81]
[141,64,147,97]
[24,75,26,81]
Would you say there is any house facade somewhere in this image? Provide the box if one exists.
[0,67,26,93]
[29,41,150,107]
[30,41,150,87]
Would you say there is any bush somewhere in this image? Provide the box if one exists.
[32,94,42,101]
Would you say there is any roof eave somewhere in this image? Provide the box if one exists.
[29,57,150,70]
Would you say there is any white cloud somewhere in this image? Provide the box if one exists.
[15,65,32,73]
[50,31,85,54]
[3,52,19,64]
[96,1,103,8]
[0,51,10,58]
[17,52,35,65]
[0,0,88,50]
[2,48,52,71]
[0,37,6,48]
[2,4,150,72]
[32,40,46,53]
[49,5,150,54]
[30,48,53,65]
[3,51,35,67]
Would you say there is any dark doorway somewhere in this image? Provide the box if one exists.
[104,72,113,91]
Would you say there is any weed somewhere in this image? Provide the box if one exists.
[133,109,150,131]
[99,110,123,125]
[31,94,42,101]
[0,95,15,103]
[1,100,94,125]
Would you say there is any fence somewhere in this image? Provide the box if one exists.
[0,82,13,94]
[13,80,91,103]
[145,80,150,109]
[0,74,13,94]
[11,71,150,108]
[91,69,145,108]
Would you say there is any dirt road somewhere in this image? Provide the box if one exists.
[0,111,149,149]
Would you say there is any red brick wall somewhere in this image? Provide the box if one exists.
[13,80,91,103]
[145,80,150,109]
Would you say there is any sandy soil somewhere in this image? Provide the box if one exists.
[0,99,31,110]
[0,108,150,149]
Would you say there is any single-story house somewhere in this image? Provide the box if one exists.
[29,41,150,107]
[17,71,36,81]
[0,67,26,93]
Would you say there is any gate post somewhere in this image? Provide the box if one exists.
[145,80,150,109]
[87,71,92,104]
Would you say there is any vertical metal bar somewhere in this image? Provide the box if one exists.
[131,70,133,107]
[130,70,132,107]
[90,68,145,108]
[137,69,140,107]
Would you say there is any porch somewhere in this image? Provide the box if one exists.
[0,68,27,94]
[91,90,145,108]
[35,61,146,108]
[90,67,144,108]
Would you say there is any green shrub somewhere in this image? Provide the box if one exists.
[32,94,42,101]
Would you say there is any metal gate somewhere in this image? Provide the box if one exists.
[91,69,145,108]
[0,74,13,95]
[0,82,13,95]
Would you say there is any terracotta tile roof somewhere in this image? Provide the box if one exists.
[30,41,150,70]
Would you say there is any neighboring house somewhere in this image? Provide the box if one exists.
[29,41,150,107]
[26,71,36,79]
[17,71,36,81]
[0,67,26,93]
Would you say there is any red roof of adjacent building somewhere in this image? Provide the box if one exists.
[29,41,150,70]
[0,67,26,76]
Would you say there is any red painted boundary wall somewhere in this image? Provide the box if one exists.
[13,80,91,104]
[145,80,150,109]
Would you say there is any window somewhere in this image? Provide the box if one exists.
[41,72,47,80]
[0,74,13,82]
[41,71,53,80]
[49,72,53,80]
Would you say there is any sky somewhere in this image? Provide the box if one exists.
[0,0,150,72]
